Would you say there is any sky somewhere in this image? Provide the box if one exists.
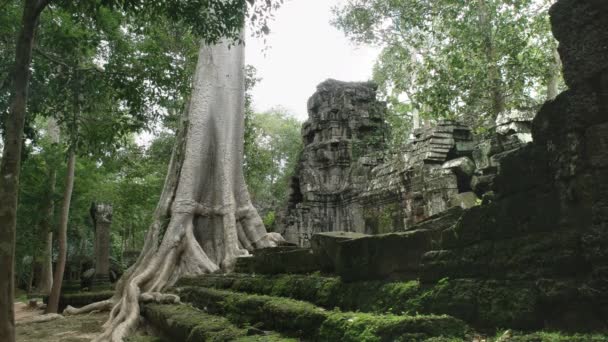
[244,0,380,121]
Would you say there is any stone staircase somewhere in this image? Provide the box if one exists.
[139,273,469,341]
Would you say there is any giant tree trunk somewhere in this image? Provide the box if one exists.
[0,1,49,340]
[65,35,282,342]
[46,148,76,314]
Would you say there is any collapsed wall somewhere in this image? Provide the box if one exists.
[279,81,533,246]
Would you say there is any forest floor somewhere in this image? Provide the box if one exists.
[14,300,105,342]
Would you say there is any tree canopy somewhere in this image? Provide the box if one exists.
[333,0,563,135]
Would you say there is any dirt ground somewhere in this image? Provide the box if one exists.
[14,300,105,342]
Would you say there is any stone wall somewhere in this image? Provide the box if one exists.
[279,82,533,246]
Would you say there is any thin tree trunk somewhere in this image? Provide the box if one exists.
[26,258,35,293]
[547,47,562,100]
[37,118,60,295]
[64,34,283,342]
[477,0,504,119]
[0,1,49,340]
[45,148,76,314]
[38,231,53,292]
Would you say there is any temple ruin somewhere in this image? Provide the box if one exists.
[279,80,533,246]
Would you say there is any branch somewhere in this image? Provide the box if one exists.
[34,47,72,69]
[34,0,52,15]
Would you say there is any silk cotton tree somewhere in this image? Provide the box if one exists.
[65,35,284,341]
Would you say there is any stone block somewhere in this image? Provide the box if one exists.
[310,231,369,272]
[236,247,319,275]
[334,229,442,281]
[449,192,479,209]
[442,157,476,177]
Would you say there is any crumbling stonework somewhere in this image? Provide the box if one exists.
[279,80,388,246]
[315,0,608,331]
[279,80,535,246]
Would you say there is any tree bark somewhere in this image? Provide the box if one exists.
[45,148,76,314]
[64,34,283,342]
[0,0,49,340]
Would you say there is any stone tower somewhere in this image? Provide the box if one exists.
[279,79,388,246]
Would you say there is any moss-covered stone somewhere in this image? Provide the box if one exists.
[143,304,244,342]
[235,247,319,275]
[319,312,468,342]
[176,273,608,332]
[175,286,470,341]
[232,333,298,341]
[176,287,328,338]
[176,273,421,314]
[311,232,369,272]
[497,330,608,342]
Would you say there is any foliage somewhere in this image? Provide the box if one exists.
[244,104,302,229]
[15,130,172,286]
[333,0,563,136]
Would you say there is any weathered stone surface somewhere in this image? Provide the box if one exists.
[266,0,608,332]
[278,80,524,245]
[310,231,368,272]
[235,247,318,275]
[333,207,463,281]
[278,79,388,246]
[90,202,113,289]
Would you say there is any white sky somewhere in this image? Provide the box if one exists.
[244,0,380,121]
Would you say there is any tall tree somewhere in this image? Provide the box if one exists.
[0,1,50,340]
[333,0,562,132]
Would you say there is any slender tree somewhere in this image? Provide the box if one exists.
[0,1,50,340]
[37,118,59,295]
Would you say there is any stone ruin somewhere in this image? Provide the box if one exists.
[260,0,608,330]
[278,81,533,246]
[278,79,388,245]
[56,2,608,338]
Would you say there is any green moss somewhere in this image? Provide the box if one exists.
[233,334,299,341]
[176,274,420,314]
[143,304,244,342]
[177,287,328,338]
[176,275,554,331]
[319,312,468,342]
[495,331,608,342]
[177,286,471,341]
[60,290,115,300]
